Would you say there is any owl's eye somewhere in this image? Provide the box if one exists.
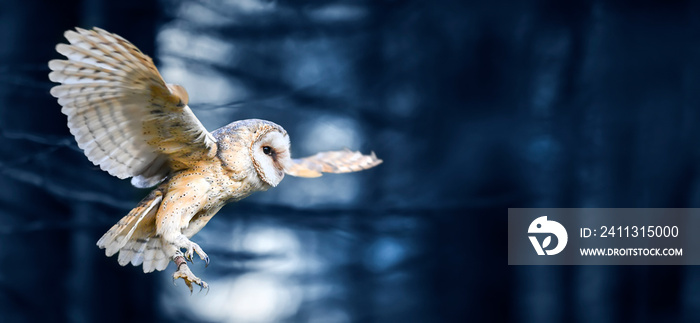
[262,146,273,156]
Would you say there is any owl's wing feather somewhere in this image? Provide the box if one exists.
[285,149,382,178]
[49,27,216,188]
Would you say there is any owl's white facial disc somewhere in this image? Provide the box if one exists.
[252,129,291,187]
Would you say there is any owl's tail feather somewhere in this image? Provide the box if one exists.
[97,189,170,273]
[117,236,170,273]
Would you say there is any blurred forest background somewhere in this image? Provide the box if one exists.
[1,0,700,322]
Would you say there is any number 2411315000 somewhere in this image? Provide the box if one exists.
[589,226,679,238]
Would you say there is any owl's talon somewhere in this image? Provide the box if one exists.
[173,258,208,293]
[204,256,210,267]
[178,238,209,265]
[186,241,209,265]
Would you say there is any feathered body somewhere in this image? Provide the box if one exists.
[49,27,382,291]
[95,120,287,273]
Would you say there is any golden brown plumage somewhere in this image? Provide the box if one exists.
[49,27,382,291]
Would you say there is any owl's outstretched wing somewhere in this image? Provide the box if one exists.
[49,27,216,188]
[285,149,382,178]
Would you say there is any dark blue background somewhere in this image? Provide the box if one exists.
[1,0,699,322]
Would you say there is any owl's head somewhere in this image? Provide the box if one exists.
[213,119,291,189]
[212,119,291,190]
[249,121,291,187]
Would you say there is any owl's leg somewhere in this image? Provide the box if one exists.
[173,254,208,292]
[156,179,212,291]
[171,234,209,265]
[162,235,209,292]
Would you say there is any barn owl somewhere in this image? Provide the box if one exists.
[48,27,382,292]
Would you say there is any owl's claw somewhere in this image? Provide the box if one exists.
[173,256,208,293]
[183,241,209,265]
[175,236,209,265]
